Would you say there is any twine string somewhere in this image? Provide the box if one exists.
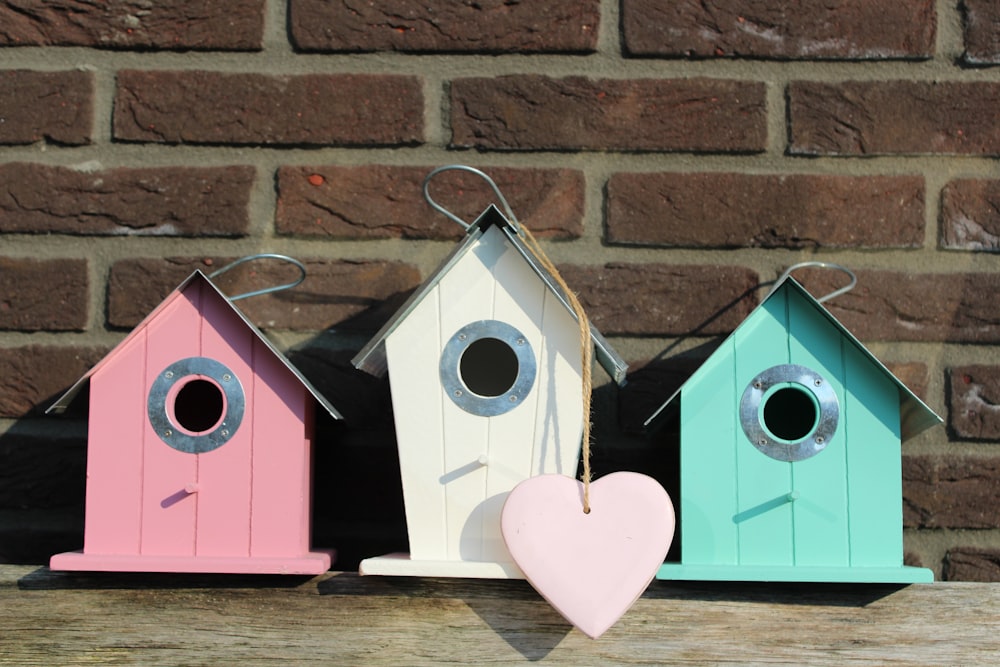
[518,225,594,515]
[420,164,594,514]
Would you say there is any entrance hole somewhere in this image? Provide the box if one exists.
[460,338,519,397]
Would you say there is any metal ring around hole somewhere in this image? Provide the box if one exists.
[739,364,839,462]
[440,320,536,417]
[147,357,245,454]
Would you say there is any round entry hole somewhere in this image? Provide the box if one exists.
[762,385,818,442]
[460,338,519,397]
[172,378,225,434]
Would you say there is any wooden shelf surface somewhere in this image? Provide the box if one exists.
[2,565,998,665]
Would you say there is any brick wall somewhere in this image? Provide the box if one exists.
[1,0,998,580]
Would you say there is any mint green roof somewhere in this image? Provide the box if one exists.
[645,276,941,442]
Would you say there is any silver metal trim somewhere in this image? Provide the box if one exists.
[497,223,628,385]
[352,205,629,386]
[439,320,536,417]
[147,357,245,454]
[48,270,342,421]
[644,276,941,441]
[739,364,839,462]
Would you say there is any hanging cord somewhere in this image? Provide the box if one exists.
[520,226,594,514]
[770,261,857,303]
[207,253,307,301]
[423,165,594,514]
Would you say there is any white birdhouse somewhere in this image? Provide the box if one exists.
[353,193,627,579]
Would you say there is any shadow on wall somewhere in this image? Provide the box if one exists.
[0,274,418,570]
[1,273,765,572]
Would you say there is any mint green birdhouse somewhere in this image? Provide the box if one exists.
[648,275,941,583]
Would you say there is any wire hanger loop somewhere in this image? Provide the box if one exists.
[772,261,858,303]
[422,164,520,232]
[207,253,307,301]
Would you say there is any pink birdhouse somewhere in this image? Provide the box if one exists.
[48,268,340,574]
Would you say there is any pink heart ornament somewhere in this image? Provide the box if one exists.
[501,471,675,639]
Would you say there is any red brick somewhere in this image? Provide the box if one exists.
[789,81,1000,155]
[289,0,598,53]
[791,268,1000,343]
[0,164,254,236]
[0,0,263,50]
[113,71,423,146]
[962,0,1000,65]
[607,172,925,248]
[885,362,929,400]
[622,0,935,59]
[0,346,108,418]
[0,70,92,145]
[948,366,1000,441]
[107,257,421,332]
[0,258,88,331]
[451,76,767,152]
[940,179,1000,251]
[903,455,1000,529]
[557,264,759,336]
[903,550,926,569]
[944,548,1000,582]
[277,165,584,240]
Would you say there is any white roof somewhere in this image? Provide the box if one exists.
[352,204,628,385]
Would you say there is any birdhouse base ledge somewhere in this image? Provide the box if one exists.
[656,563,933,584]
[49,549,334,575]
[360,553,525,579]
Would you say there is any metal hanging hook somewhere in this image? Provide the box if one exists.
[207,253,307,301]
[422,165,521,232]
[771,261,858,303]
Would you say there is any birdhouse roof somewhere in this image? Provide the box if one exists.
[48,270,343,420]
[644,275,941,442]
[352,205,628,385]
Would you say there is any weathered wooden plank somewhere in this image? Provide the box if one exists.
[2,566,998,665]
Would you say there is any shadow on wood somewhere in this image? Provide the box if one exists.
[649,580,905,607]
[17,566,315,591]
[318,573,573,659]
[4,566,998,665]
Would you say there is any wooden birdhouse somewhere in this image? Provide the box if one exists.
[647,275,941,583]
[48,268,341,574]
[353,203,627,579]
